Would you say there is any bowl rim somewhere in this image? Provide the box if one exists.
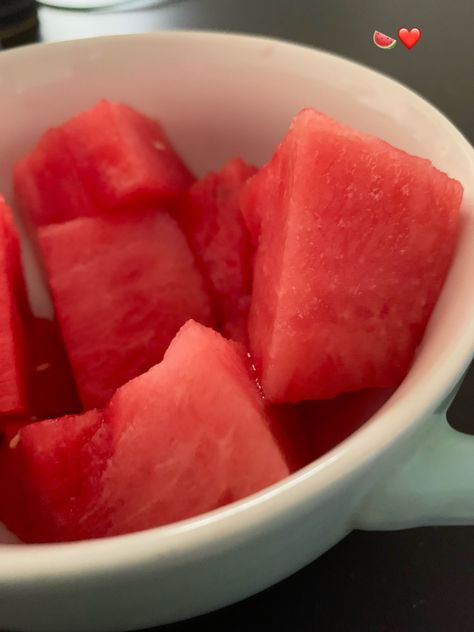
[0,29,473,582]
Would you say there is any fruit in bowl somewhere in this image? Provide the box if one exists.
[0,32,472,632]
[0,96,462,543]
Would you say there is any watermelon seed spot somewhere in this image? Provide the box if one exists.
[9,433,20,449]
[153,141,166,151]
[35,362,51,372]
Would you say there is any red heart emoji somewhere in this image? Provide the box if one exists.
[398,27,421,49]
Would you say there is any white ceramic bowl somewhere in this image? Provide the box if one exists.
[0,32,473,632]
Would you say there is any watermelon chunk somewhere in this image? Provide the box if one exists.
[87,320,289,539]
[3,321,289,542]
[242,109,463,402]
[14,100,194,227]
[176,158,257,342]
[0,410,107,543]
[39,208,213,409]
[0,198,28,414]
[14,127,97,228]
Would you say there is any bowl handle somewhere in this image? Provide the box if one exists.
[354,400,474,530]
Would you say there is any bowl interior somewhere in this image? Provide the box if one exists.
[0,32,473,549]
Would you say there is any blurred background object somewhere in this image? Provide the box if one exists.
[37,1,173,10]
[38,1,130,8]
[0,0,38,48]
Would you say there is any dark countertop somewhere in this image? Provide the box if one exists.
[31,1,474,629]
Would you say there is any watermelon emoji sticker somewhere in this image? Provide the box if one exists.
[373,31,397,49]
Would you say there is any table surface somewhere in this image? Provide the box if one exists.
[34,1,474,630]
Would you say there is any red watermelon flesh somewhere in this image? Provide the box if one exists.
[62,100,194,213]
[296,388,395,462]
[90,320,289,539]
[262,388,394,474]
[39,208,213,409]
[240,351,313,472]
[242,108,463,403]
[81,320,288,540]
[265,403,314,472]
[14,100,194,227]
[0,410,107,543]
[63,100,194,210]
[2,321,289,542]
[14,127,98,228]
[240,166,272,247]
[0,418,32,538]
[176,158,257,342]
[0,198,28,414]
[26,317,81,419]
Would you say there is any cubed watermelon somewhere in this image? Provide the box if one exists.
[0,410,107,543]
[2,321,289,542]
[176,158,257,342]
[89,320,289,539]
[14,100,194,227]
[14,128,97,228]
[0,198,28,414]
[39,208,213,409]
[242,109,463,402]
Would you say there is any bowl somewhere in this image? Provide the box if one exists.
[0,31,473,632]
